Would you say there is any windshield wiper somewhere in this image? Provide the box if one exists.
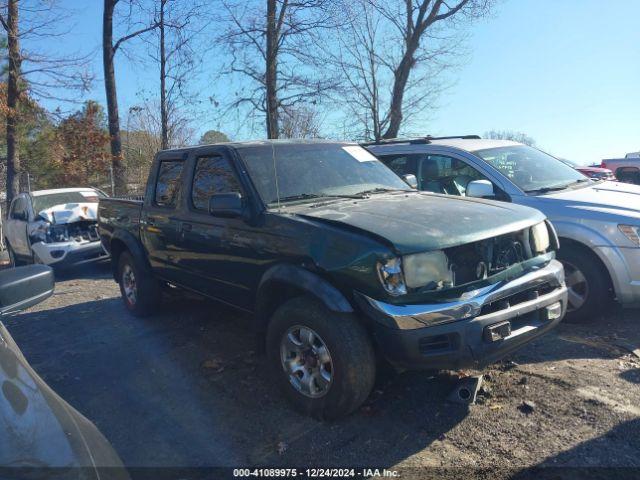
[525,179,591,194]
[273,193,362,204]
[354,187,411,196]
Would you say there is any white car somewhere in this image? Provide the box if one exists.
[367,136,640,321]
[4,188,109,268]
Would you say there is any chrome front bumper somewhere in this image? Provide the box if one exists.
[356,259,566,330]
[355,260,567,370]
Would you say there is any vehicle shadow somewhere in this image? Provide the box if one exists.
[511,418,640,478]
[5,294,470,469]
[508,308,640,368]
[619,368,640,384]
[54,259,112,281]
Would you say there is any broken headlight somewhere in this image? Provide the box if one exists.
[377,257,407,296]
[618,224,640,246]
[403,250,454,290]
[530,222,550,254]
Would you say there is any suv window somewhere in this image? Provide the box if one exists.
[155,160,184,207]
[191,156,242,210]
[383,155,418,178]
[418,154,488,196]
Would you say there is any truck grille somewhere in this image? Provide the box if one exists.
[480,282,557,316]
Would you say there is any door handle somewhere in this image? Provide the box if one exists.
[181,222,193,233]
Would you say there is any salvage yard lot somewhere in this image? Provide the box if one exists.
[5,262,640,474]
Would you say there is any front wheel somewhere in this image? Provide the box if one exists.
[557,245,611,322]
[266,296,376,420]
[117,251,161,317]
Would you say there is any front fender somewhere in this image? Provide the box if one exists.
[253,264,354,337]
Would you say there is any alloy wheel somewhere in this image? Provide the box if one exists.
[122,264,137,306]
[562,261,589,312]
[280,325,333,398]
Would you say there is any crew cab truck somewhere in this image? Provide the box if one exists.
[98,140,567,419]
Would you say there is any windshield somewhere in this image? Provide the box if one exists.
[33,191,102,212]
[238,143,411,205]
[474,145,587,193]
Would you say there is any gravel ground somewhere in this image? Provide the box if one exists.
[4,261,640,477]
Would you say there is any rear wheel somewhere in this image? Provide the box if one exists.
[117,251,161,317]
[6,242,18,267]
[266,296,376,420]
[557,245,611,322]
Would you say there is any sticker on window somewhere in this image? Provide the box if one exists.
[342,145,377,162]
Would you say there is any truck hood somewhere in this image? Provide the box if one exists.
[38,202,98,224]
[294,192,545,255]
[534,181,640,221]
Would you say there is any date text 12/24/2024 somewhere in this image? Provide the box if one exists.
[233,468,400,478]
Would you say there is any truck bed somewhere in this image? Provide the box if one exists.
[98,197,144,250]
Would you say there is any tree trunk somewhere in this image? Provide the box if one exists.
[159,0,169,149]
[6,0,20,204]
[382,49,416,139]
[265,0,279,139]
[102,0,127,195]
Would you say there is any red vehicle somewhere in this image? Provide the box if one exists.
[601,158,640,184]
[561,159,616,181]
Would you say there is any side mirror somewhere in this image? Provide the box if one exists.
[209,192,244,218]
[402,174,418,189]
[466,180,495,199]
[0,265,54,316]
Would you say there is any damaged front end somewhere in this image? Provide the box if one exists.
[28,203,107,266]
[376,221,559,304]
[31,220,101,245]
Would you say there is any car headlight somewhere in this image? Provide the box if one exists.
[618,224,640,246]
[377,257,407,296]
[530,222,550,254]
[403,250,453,290]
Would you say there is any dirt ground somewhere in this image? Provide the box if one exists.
[4,261,640,477]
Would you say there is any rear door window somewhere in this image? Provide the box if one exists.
[10,197,27,220]
[155,160,185,207]
[191,156,242,211]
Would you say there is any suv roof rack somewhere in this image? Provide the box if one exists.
[361,135,481,146]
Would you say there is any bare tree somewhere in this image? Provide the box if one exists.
[0,0,92,204]
[279,105,323,138]
[103,0,159,195]
[332,0,491,141]
[144,0,206,149]
[217,0,338,139]
[485,130,536,147]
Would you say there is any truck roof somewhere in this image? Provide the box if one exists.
[160,139,355,154]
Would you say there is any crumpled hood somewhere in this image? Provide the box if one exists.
[38,203,98,224]
[532,182,640,222]
[293,192,545,255]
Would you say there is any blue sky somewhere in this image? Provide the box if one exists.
[34,0,640,165]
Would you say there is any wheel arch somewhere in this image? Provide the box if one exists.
[557,236,614,296]
[108,231,150,282]
[253,264,354,350]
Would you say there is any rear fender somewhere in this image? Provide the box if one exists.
[108,230,150,281]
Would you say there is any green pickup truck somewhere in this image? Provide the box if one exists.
[98,140,567,419]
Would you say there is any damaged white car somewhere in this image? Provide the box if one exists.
[4,188,109,267]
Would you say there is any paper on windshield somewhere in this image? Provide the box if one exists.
[342,146,377,162]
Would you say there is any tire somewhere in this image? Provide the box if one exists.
[557,245,611,322]
[117,250,161,317]
[266,295,376,420]
[6,242,18,267]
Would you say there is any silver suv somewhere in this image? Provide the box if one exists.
[367,136,640,321]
